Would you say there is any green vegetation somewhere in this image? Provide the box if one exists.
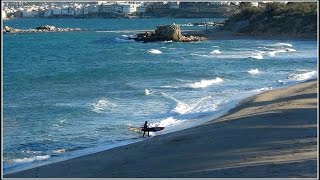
[145,4,239,18]
[224,2,317,38]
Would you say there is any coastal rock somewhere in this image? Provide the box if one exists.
[35,25,57,31]
[154,24,182,41]
[3,25,83,33]
[134,24,205,43]
[3,26,20,33]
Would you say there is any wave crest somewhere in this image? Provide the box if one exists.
[210,49,222,55]
[148,49,162,54]
[187,77,223,88]
[287,70,317,81]
[10,155,51,164]
[249,52,263,59]
[248,68,260,75]
[91,98,117,113]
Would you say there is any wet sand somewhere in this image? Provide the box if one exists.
[5,79,318,178]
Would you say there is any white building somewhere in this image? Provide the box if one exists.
[61,8,69,15]
[44,9,52,16]
[136,5,146,13]
[75,8,83,15]
[22,9,38,17]
[88,5,98,13]
[99,4,115,13]
[120,3,136,14]
[251,2,259,7]
[52,8,62,15]
[2,10,7,19]
[231,1,240,6]
[167,2,180,9]
[68,7,75,15]
[83,6,89,14]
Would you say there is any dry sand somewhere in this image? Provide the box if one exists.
[5,79,318,178]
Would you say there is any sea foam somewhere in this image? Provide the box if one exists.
[148,49,162,54]
[287,70,317,81]
[145,89,153,95]
[249,52,264,59]
[210,49,222,55]
[10,155,51,164]
[187,77,223,88]
[91,98,117,113]
[150,117,183,128]
[248,68,260,75]
[115,37,134,43]
[275,42,293,47]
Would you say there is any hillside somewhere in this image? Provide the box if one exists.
[223,2,317,38]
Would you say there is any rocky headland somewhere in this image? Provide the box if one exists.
[221,2,317,39]
[133,24,205,43]
[3,25,83,33]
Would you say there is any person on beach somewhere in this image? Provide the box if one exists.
[142,121,149,137]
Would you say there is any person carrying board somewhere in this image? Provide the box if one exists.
[142,121,150,137]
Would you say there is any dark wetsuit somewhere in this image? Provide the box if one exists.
[143,121,149,137]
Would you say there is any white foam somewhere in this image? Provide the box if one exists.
[150,117,183,128]
[275,42,293,47]
[91,98,117,113]
[248,68,260,75]
[144,89,152,95]
[287,71,317,81]
[22,150,42,154]
[174,101,194,114]
[252,87,273,92]
[148,49,162,54]
[173,96,215,115]
[268,51,277,56]
[52,149,66,154]
[210,49,222,55]
[115,37,134,43]
[250,52,263,59]
[285,48,296,52]
[187,77,223,88]
[10,155,51,164]
[164,40,173,43]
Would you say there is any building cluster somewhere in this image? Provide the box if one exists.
[1,1,269,19]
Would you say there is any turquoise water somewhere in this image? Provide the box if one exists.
[3,18,318,174]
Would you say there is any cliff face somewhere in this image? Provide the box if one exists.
[223,2,317,38]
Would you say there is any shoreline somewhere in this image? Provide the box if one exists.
[181,30,317,41]
[5,79,318,178]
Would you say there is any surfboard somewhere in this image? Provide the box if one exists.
[128,126,164,132]
[142,127,165,132]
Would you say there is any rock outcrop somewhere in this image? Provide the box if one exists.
[134,24,205,42]
[3,25,82,33]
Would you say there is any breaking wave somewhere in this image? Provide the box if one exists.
[90,98,117,113]
[187,77,223,88]
[248,68,260,75]
[210,49,222,55]
[148,49,162,54]
[150,117,183,128]
[287,70,317,81]
[10,155,51,164]
[249,52,264,59]
[115,36,134,43]
[274,42,293,47]
[145,88,153,95]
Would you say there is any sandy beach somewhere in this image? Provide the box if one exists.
[5,79,318,178]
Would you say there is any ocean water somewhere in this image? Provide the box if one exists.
[3,18,318,174]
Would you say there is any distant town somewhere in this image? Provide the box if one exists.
[1,1,278,19]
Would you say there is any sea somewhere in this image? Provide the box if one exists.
[3,18,318,174]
